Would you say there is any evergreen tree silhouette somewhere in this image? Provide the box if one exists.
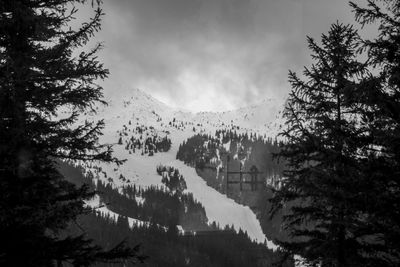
[349,1,400,265]
[0,0,143,265]
[270,23,371,266]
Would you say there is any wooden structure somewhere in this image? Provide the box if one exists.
[225,155,264,192]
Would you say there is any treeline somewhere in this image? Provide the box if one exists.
[97,181,208,232]
[76,211,293,267]
[118,123,171,156]
[177,129,284,189]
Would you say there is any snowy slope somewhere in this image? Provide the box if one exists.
[81,88,283,250]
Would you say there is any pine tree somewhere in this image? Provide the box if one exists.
[270,23,371,266]
[348,1,400,265]
[0,0,143,266]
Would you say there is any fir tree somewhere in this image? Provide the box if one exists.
[270,23,371,266]
[0,0,143,266]
[348,0,400,265]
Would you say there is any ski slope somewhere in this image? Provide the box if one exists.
[170,159,277,249]
[82,88,282,251]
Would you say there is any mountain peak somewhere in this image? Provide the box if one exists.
[99,87,284,137]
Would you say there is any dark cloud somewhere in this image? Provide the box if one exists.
[79,0,370,111]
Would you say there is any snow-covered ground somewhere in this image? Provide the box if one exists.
[81,88,282,251]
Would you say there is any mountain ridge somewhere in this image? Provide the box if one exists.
[100,87,284,138]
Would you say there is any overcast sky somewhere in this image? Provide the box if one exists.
[79,0,371,112]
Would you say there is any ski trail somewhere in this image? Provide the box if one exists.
[169,159,277,250]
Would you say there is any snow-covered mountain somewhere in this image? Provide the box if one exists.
[81,88,284,251]
[101,88,283,138]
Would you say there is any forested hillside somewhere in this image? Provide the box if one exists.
[58,160,293,266]
[73,212,293,267]
[176,129,289,242]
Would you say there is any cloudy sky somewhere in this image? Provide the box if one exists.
[79,0,370,112]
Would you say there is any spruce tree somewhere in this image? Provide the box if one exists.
[348,0,400,265]
[0,0,142,266]
[270,23,371,266]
